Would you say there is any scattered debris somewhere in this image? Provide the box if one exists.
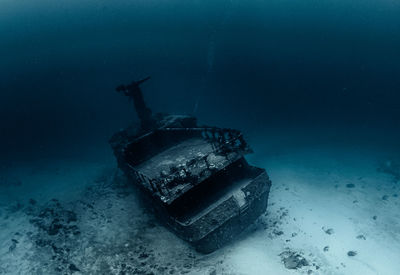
[8,239,18,252]
[347,251,357,257]
[356,235,366,240]
[280,251,309,270]
[273,229,284,236]
[29,199,37,205]
[69,264,80,273]
[24,199,82,273]
[0,169,223,274]
[322,227,334,235]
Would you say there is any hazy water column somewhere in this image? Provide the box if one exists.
[194,0,237,115]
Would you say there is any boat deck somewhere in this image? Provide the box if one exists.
[135,138,213,179]
[133,137,240,204]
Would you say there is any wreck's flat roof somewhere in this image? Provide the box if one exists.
[133,137,240,204]
[135,138,212,178]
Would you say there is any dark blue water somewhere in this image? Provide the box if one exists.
[2,2,400,274]
[1,0,399,158]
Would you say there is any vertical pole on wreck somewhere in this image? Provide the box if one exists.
[116,77,156,131]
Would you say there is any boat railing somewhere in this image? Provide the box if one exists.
[129,127,252,201]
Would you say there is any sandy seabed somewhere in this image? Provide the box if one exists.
[1,130,399,275]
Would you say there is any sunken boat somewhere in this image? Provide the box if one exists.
[110,77,272,253]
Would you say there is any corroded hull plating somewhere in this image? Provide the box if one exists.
[110,114,271,253]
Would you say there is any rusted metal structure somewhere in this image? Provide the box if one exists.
[110,78,271,253]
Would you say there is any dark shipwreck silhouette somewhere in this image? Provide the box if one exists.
[110,77,271,253]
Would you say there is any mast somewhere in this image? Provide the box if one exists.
[116,77,156,130]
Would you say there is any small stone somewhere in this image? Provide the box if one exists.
[382,195,389,200]
[69,264,80,272]
[323,246,329,252]
[346,184,355,188]
[347,251,357,257]
[66,211,77,223]
[323,228,334,235]
[48,222,63,235]
[281,252,309,269]
[29,199,37,205]
[356,234,366,240]
[139,252,149,259]
[9,242,17,252]
[373,216,377,220]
